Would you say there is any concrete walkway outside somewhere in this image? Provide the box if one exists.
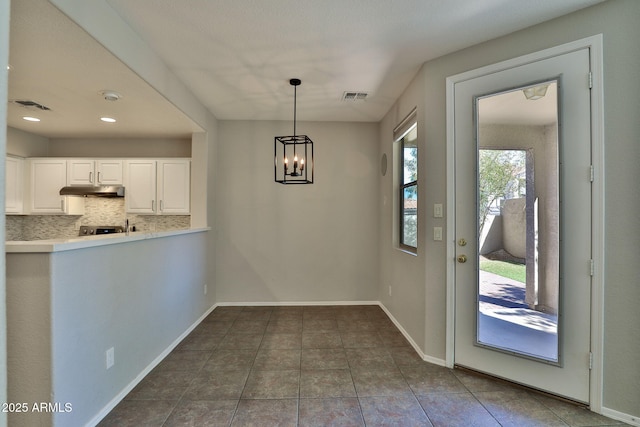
[478,270,558,361]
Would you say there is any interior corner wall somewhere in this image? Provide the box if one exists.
[215,120,379,303]
[378,71,434,359]
[202,122,219,299]
[380,0,639,418]
[6,127,50,157]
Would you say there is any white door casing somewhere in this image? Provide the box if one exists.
[445,35,605,409]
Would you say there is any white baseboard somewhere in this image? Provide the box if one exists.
[378,303,446,367]
[216,300,380,307]
[86,304,217,427]
[218,300,446,367]
[600,407,639,426]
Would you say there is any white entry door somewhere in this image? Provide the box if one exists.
[452,47,592,403]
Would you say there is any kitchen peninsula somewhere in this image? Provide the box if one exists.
[6,227,212,426]
[6,226,206,253]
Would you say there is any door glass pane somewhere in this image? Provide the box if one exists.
[475,81,560,363]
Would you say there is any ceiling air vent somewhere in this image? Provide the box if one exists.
[10,100,51,111]
[342,91,368,102]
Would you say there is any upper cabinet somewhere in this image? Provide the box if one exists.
[67,159,123,186]
[6,157,189,216]
[124,159,190,215]
[27,159,85,215]
[124,160,156,214]
[157,160,191,214]
[6,156,25,214]
[97,160,124,185]
[67,159,95,186]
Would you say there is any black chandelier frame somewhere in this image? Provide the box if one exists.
[274,79,314,184]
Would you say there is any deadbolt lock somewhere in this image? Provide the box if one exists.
[458,238,467,247]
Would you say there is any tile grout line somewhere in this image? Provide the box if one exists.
[102,305,619,426]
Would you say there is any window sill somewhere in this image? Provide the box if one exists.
[396,247,418,257]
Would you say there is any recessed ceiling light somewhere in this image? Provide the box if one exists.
[22,116,40,122]
[100,117,116,123]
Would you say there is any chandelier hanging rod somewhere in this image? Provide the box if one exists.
[291,78,300,136]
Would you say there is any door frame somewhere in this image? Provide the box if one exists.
[444,35,604,411]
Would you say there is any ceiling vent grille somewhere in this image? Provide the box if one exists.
[10,100,51,111]
[342,91,368,102]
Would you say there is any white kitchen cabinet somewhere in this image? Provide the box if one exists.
[67,159,95,186]
[124,160,156,214]
[157,160,191,214]
[97,160,124,185]
[67,159,123,186]
[28,159,85,215]
[6,156,24,214]
[124,159,190,215]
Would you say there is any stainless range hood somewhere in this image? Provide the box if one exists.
[59,185,125,197]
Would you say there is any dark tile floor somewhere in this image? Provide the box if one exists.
[99,305,624,426]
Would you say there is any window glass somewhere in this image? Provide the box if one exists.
[400,125,418,250]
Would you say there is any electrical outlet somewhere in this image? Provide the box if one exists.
[106,347,114,369]
[388,285,392,297]
[204,283,208,295]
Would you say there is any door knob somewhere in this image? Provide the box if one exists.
[457,254,467,263]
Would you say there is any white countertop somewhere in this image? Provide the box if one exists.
[6,228,210,253]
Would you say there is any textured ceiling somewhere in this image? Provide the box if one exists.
[105,0,603,122]
[7,0,602,138]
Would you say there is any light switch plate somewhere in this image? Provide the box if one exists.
[106,347,114,369]
[434,203,443,218]
[433,227,443,241]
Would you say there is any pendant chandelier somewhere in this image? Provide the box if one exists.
[274,78,314,184]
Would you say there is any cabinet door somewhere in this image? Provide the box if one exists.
[124,160,156,214]
[67,159,95,186]
[6,156,24,214]
[97,160,123,185]
[30,159,67,213]
[157,160,190,214]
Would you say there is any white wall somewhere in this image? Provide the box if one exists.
[6,253,53,426]
[6,127,49,157]
[215,120,379,303]
[378,72,436,359]
[6,231,212,427]
[48,137,191,158]
[380,0,640,418]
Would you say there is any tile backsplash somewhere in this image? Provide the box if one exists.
[6,197,190,241]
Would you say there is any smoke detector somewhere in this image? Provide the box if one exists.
[341,91,368,102]
[99,90,122,101]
